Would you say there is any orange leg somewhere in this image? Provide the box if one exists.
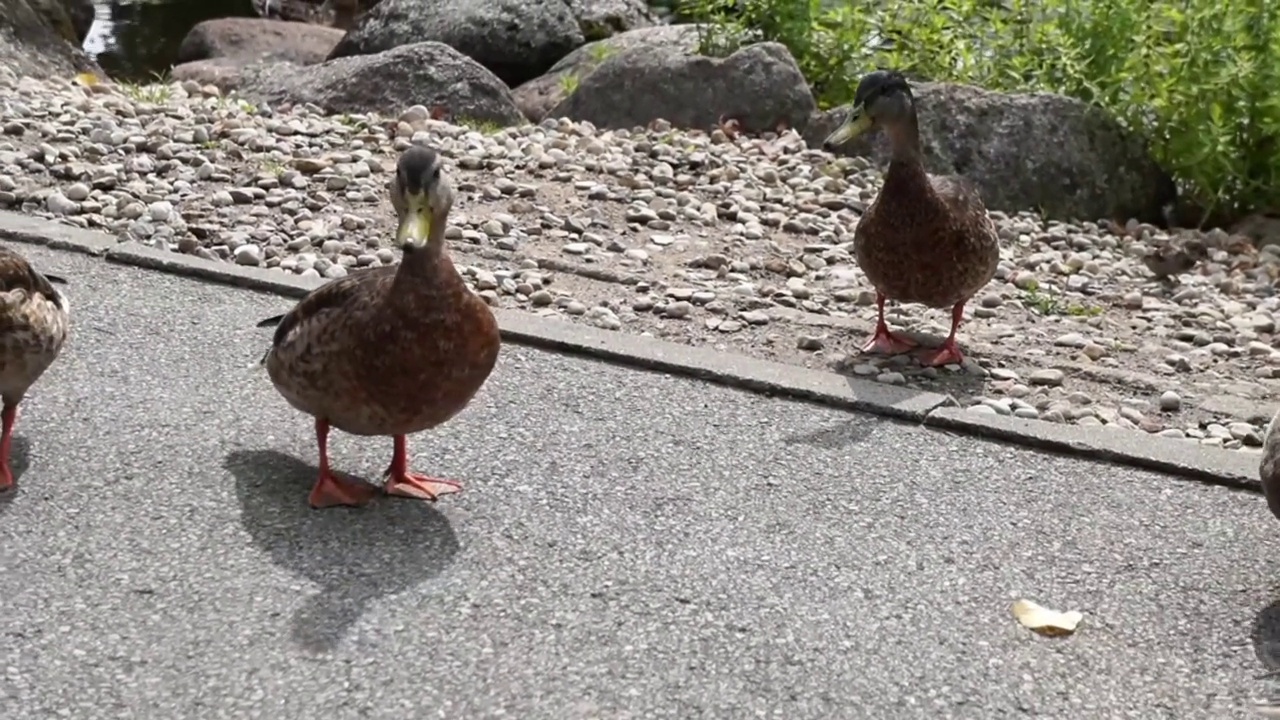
[383,435,463,501]
[919,301,968,367]
[861,292,918,355]
[0,403,16,492]
[307,418,378,509]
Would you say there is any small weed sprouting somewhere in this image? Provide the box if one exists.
[559,73,580,96]
[588,42,616,63]
[455,117,503,135]
[1019,279,1103,318]
[260,158,285,177]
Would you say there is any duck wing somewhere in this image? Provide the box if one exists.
[257,267,396,362]
[0,247,65,311]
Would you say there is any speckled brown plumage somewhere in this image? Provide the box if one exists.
[1261,407,1280,521]
[1142,237,1207,281]
[855,164,1000,308]
[259,145,500,509]
[264,249,499,436]
[0,244,69,490]
[823,70,999,367]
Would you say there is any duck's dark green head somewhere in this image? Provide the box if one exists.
[391,145,454,249]
[823,70,914,150]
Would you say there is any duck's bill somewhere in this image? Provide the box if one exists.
[396,192,433,244]
[824,105,872,147]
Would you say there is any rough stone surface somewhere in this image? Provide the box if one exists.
[328,0,584,88]
[806,81,1176,224]
[548,41,816,134]
[237,42,525,125]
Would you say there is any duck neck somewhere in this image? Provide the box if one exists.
[881,112,931,194]
[884,112,924,165]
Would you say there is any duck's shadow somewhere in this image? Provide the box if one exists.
[0,436,34,514]
[224,449,459,653]
[1254,598,1280,678]
[784,420,873,450]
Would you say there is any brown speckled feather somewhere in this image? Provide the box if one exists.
[263,244,500,437]
[855,160,1000,308]
[0,245,69,405]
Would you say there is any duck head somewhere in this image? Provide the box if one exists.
[823,69,916,150]
[391,145,454,251]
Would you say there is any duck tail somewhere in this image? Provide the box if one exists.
[246,347,272,371]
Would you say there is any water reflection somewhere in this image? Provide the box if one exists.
[84,0,255,82]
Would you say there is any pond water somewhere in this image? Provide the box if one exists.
[83,0,681,82]
[85,0,256,81]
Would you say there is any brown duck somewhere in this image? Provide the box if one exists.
[1262,407,1280,521]
[823,70,1000,367]
[257,145,501,509]
[1142,237,1208,281]
[0,246,69,491]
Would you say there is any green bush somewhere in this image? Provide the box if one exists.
[677,0,1280,225]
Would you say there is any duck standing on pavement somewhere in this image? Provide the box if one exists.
[257,145,501,509]
[823,70,1000,367]
[0,246,69,491]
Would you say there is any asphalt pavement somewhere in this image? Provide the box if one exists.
[1,242,1280,720]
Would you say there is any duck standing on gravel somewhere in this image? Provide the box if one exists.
[822,70,1000,367]
[0,246,69,491]
[256,145,501,509]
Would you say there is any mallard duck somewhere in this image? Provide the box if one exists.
[257,145,501,509]
[0,246,69,491]
[822,70,1000,367]
[1261,407,1280,521]
[1142,237,1208,281]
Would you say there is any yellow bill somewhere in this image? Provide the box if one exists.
[396,193,433,244]
[824,104,873,148]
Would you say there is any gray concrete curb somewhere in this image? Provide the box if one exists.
[0,212,1263,495]
[0,210,116,256]
[925,407,1261,492]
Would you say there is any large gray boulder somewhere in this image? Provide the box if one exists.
[173,18,346,92]
[545,41,816,135]
[236,41,525,126]
[512,24,699,123]
[177,18,344,66]
[806,81,1176,224]
[327,0,583,88]
[0,0,99,78]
